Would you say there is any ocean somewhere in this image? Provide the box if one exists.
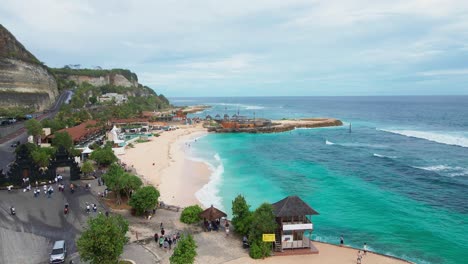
[171,96,468,264]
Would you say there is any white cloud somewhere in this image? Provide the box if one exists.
[1,0,468,96]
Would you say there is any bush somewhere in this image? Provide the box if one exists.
[180,205,203,224]
[170,234,197,264]
[249,240,271,259]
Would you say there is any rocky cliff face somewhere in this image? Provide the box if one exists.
[66,73,138,87]
[0,25,58,111]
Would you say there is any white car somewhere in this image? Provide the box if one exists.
[50,240,67,263]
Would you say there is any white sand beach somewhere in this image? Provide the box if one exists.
[119,123,210,207]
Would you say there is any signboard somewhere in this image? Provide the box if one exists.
[283,223,313,231]
[262,234,276,242]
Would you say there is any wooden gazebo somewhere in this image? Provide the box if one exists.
[272,196,319,253]
[199,205,227,221]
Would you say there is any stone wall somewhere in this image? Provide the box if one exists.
[0,58,58,111]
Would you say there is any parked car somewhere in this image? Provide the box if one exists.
[49,240,67,263]
[10,141,20,148]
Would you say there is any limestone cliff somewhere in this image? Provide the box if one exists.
[0,24,59,111]
[65,72,138,87]
[52,67,139,88]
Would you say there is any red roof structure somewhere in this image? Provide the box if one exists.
[48,120,102,144]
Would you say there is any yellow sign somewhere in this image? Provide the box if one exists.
[262,234,276,242]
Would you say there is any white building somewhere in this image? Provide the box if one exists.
[99,93,128,105]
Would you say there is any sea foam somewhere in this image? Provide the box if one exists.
[373,153,397,159]
[414,165,468,177]
[378,129,468,148]
[194,153,225,211]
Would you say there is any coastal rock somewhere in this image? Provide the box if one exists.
[209,118,343,133]
[0,25,58,111]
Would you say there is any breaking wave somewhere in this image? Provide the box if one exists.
[195,153,225,210]
[378,129,468,148]
[414,165,468,177]
[373,153,397,159]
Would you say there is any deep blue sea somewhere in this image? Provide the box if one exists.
[171,96,468,264]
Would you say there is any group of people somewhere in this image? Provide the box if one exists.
[340,235,369,264]
[85,202,98,214]
[154,223,181,252]
[38,185,55,198]
[203,219,230,236]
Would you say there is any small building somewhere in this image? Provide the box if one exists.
[46,120,103,146]
[99,93,128,105]
[205,115,213,121]
[272,196,319,253]
[214,114,222,121]
[223,114,230,121]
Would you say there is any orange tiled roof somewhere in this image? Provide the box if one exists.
[50,120,101,143]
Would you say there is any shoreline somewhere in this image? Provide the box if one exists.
[119,123,212,208]
[119,122,413,264]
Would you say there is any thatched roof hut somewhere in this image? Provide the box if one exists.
[272,195,319,217]
[199,205,227,221]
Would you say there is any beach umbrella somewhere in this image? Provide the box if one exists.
[199,205,227,221]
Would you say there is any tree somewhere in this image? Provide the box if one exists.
[129,186,160,215]
[180,205,203,224]
[52,132,73,151]
[122,174,143,200]
[89,146,117,166]
[81,160,95,176]
[31,148,52,168]
[102,164,126,204]
[77,214,129,264]
[231,195,252,236]
[169,234,197,264]
[249,203,278,259]
[25,119,43,143]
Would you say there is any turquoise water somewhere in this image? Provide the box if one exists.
[176,96,468,264]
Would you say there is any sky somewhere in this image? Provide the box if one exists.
[1,0,468,97]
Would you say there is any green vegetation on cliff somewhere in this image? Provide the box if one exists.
[40,80,170,132]
[0,24,42,65]
[51,67,138,82]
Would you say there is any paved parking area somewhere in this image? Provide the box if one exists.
[0,177,105,264]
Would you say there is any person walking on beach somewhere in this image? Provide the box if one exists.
[154,233,159,243]
[168,237,173,250]
[363,242,368,255]
[159,236,164,248]
[357,250,363,264]
[225,220,230,237]
[163,237,169,252]
[340,235,344,246]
